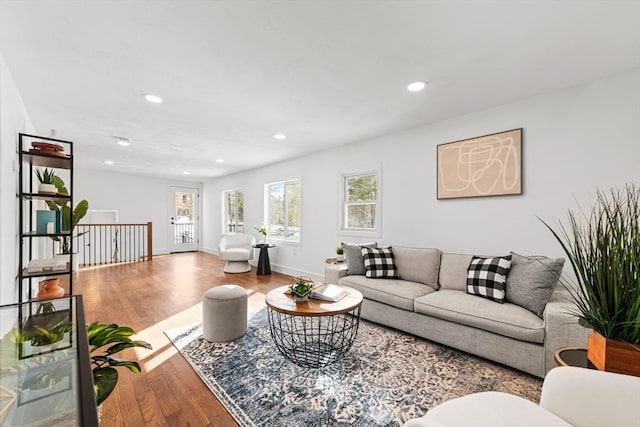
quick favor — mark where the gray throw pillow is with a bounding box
[505,252,565,317]
[341,242,377,275]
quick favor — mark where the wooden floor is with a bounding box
[77,252,290,426]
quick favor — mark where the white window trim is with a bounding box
[339,166,381,238]
[222,188,243,234]
[264,178,302,244]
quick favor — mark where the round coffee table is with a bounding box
[265,285,363,368]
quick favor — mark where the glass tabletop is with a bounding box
[0,296,97,426]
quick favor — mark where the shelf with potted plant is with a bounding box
[18,133,76,303]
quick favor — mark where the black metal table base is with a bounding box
[256,245,273,275]
[267,306,361,368]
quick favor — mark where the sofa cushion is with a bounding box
[392,246,442,290]
[506,252,565,317]
[466,255,512,303]
[342,242,377,275]
[414,290,544,343]
[338,275,435,311]
[439,253,474,291]
[362,247,399,279]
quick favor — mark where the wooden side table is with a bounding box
[554,347,596,369]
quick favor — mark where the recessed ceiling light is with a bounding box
[407,81,427,92]
[273,133,287,140]
[215,159,224,163]
[104,160,114,165]
[116,138,131,146]
[143,94,163,103]
[183,171,190,175]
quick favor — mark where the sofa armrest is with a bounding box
[543,300,589,374]
[325,264,348,284]
[540,367,640,427]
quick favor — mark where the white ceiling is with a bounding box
[1,1,639,180]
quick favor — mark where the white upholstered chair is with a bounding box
[403,366,640,427]
[218,233,255,273]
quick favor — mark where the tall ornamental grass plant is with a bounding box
[541,184,640,345]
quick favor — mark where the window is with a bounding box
[267,180,300,241]
[343,171,378,231]
[223,189,244,233]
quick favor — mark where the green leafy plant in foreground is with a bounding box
[540,184,640,345]
[88,322,152,405]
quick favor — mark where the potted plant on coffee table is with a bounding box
[540,184,640,376]
[289,277,314,303]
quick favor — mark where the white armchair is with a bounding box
[218,233,255,273]
[403,366,640,427]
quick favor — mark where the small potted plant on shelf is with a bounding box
[289,276,314,303]
[540,184,640,376]
[336,245,344,261]
[254,224,268,243]
[35,168,58,195]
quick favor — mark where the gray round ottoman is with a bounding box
[202,285,248,342]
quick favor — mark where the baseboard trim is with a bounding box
[269,263,323,282]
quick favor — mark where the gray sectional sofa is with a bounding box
[324,245,589,378]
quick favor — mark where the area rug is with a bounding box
[165,309,542,427]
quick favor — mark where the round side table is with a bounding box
[554,347,595,369]
[252,243,275,275]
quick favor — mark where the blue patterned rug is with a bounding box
[165,309,541,426]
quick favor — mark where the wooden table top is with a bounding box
[265,285,363,317]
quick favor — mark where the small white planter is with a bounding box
[38,183,57,194]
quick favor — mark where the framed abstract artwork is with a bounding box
[437,128,522,199]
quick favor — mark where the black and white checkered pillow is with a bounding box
[362,247,399,279]
[466,255,512,303]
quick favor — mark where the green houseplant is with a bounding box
[289,276,314,303]
[42,174,89,255]
[35,168,58,194]
[540,184,640,375]
[87,322,152,405]
[6,320,152,405]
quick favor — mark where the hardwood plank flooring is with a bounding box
[76,251,291,426]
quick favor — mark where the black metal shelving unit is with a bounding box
[18,133,74,303]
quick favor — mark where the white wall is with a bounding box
[203,69,640,281]
[0,53,34,306]
[74,168,201,255]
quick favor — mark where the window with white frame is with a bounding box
[267,180,301,241]
[342,171,378,231]
[223,189,244,233]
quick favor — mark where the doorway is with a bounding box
[169,186,200,252]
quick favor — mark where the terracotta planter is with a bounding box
[37,278,65,300]
[587,331,640,377]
